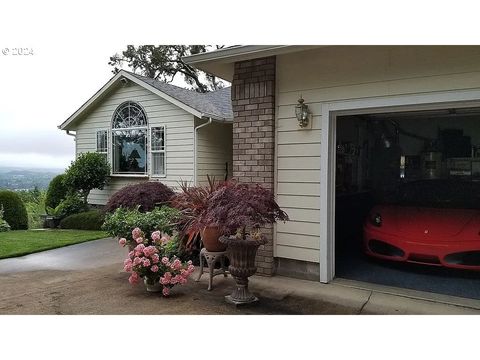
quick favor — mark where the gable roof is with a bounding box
[59,70,232,131]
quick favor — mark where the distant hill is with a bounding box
[0,166,63,191]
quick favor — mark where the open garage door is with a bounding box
[334,107,480,300]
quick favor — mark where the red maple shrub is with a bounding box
[104,181,175,213]
[200,180,289,239]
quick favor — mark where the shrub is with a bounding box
[102,206,180,247]
[201,181,289,239]
[0,190,28,230]
[104,181,175,213]
[45,174,68,209]
[0,205,11,232]
[64,152,110,204]
[46,193,88,219]
[60,210,105,230]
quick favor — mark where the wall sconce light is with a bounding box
[295,96,310,128]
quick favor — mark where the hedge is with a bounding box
[0,190,28,230]
[59,210,105,230]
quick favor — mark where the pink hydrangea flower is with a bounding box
[133,257,142,266]
[124,258,132,266]
[151,231,161,243]
[151,265,159,273]
[161,257,169,265]
[128,251,135,258]
[128,272,139,285]
[124,264,133,272]
[162,287,170,296]
[187,260,193,266]
[134,244,145,251]
[164,272,172,280]
[187,264,195,273]
[160,277,170,285]
[151,254,160,264]
[132,227,142,240]
[118,238,127,247]
[171,259,182,270]
[143,258,151,267]
[135,237,144,244]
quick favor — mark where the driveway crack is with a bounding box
[358,291,373,314]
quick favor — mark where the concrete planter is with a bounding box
[219,234,268,305]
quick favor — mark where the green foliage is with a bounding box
[64,152,110,204]
[102,206,180,241]
[109,45,225,93]
[17,189,46,229]
[0,190,28,230]
[46,193,88,219]
[0,205,11,232]
[60,210,105,230]
[45,174,68,209]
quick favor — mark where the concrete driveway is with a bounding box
[0,238,479,315]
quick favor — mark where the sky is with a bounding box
[0,43,119,170]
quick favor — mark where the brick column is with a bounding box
[231,56,276,276]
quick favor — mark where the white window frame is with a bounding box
[150,125,166,178]
[96,129,108,164]
[110,101,149,177]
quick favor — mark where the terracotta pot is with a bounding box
[201,226,226,252]
[219,234,268,305]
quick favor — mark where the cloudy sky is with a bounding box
[0,43,136,170]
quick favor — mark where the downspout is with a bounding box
[194,117,213,185]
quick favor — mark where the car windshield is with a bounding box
[391,180,480,209]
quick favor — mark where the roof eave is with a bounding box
[58,70,212,131]
[183,45,325,80]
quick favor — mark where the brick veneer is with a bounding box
[231,56,276,275]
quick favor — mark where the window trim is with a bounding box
[150,125,166,178]
[111,101,148,176]
[96,129,109,167]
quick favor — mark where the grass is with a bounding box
[0,229,108,259]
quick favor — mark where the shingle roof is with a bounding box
[128,72,233,121]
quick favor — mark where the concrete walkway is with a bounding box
[0,238,479,314]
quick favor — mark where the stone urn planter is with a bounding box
[219,234,268,305]
[201,226,226,252]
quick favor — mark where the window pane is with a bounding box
[151,127,165,151]
[112,129,147,174]
[113,101,147,128]
[152,152,165,175]
[96,130,107,153]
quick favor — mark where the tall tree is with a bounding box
[108,45,225,93]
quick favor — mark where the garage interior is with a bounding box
[335,107,480,300]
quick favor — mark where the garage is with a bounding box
[333,105,480,299]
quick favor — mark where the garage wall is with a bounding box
[275,46,480,263]
[195,119,233,185]
[74,82,195,205]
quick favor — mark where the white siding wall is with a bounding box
[74,82,194,205]
[195,119,233,185]
[275,46,480,263]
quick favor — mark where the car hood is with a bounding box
[375,206,480,241]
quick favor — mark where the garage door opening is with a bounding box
[334,107,480,299]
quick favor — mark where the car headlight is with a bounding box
[371,213,382,227]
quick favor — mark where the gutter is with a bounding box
[183,45,293,64]
[193,117,213,185]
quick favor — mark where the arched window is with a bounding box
[111,101,148,175]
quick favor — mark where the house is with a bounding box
[59,70,233,205]
[184,45,480,291]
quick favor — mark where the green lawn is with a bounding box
[0,230,108,259]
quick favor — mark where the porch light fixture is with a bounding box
[295,96,310,128]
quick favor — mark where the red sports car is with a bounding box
[364,179,480,270]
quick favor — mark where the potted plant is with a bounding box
[171,176,226,252]
[202,181,289,304]
[119,227,195,296]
